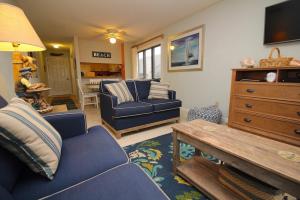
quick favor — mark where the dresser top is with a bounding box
[172,119,300,184]
[232,66,300,71]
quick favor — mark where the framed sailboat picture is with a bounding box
[168,25,205,72]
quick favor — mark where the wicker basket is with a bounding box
[259,47,293,68]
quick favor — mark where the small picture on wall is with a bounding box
[168,25,205,71]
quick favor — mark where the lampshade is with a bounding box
[0,3,45,52]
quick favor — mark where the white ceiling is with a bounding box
[16,0,220,43]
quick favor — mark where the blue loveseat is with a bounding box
[0,96,169,200]
[100,79,182,138]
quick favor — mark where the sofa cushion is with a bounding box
[113,101,153,118]
[0,146,24,191]
[135,80,151,100]
[0,98,62,180]
[135,79,160,100]
[100,80,138,101]
[149,81,169,99]
[99,80,116,93]
[12,126,128,200]
[105,81,134,104]
[142,99,182,112]
[0,186,14,200]
[0,95,8,109]
[41,163,169,200]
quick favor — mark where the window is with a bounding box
[138,52,144,78]
[137,45,161,79]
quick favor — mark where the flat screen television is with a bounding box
[264,0,300,44]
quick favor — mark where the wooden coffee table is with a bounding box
[172,119,300,200]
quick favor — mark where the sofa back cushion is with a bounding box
[100,80,118,93]
[0,145,24,192]
[100,80,138,101]
[0,95,8,109]
[135,79,160,101]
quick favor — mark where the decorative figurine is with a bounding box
[16,67,52,113]
[21,55,38,71]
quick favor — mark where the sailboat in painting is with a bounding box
[185,37,195,65]
[171,32,199,67]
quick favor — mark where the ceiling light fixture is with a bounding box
[106,29,121,44]
[109,37,117,44]
[53,44,60,49]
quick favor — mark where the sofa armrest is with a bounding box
[100,93,118,107]
[100,93,118,124]
[168,90,176,100]
[43,110,87,139]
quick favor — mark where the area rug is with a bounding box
[51,98,78,110]
[124,133,220,200]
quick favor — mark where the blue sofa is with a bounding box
[100,79,182,138]
[0,96,169,200]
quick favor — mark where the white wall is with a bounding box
[139,0,300,120]
[78,38,122,64]
[77,38,133,79]
[124,42,133,79]
[0,52,15,100]
[0,0,18,100]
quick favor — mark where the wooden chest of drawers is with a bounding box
[228,67,300,146]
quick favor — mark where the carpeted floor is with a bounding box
[51,98,78,110]
[124,133,220,200]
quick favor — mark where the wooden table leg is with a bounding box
[172,131,180,174]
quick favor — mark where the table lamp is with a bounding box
[0,3,45,52]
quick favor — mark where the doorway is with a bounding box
[46,52,72,96]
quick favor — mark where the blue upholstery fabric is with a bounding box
[0,146,24,192]
[99,80,181,132]
[12,126,128,200]
[135,80,152,100]
[43,110,87,139]
[113,101,153,118]
[0,95,8,108]
[100,93,118,125]
[113,109,180,130]
[142,99,182,112]
[100,80,138,101]
[124,80,138,101]
[0,186,14,200]
[42,163,169,200]
[135,79,160,100]
[99,80,117,93]
[168,90,176,100]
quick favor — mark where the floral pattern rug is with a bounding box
[124,133,219,200]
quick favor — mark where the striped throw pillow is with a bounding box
[148,81,169,99]
[0,98,62,180]
[105,81,134,104]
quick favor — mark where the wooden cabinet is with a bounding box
[228,67,300,146]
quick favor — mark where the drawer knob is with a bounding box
[244,118,252,123]
[246,89,255,93]
[297,112,300,116]
[295,129,300,135]
[245,103,253,108]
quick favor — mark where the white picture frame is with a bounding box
[168,25,205,72]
